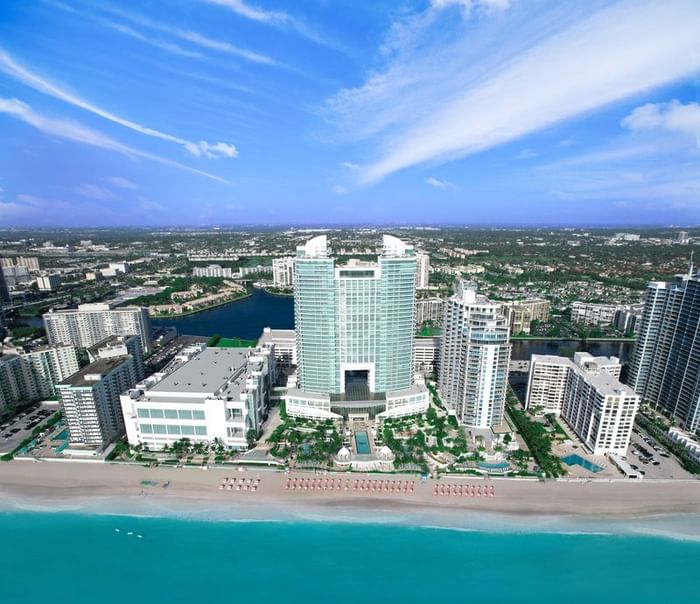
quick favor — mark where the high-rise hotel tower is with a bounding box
[627,270,700,432]
[286,235,428,420]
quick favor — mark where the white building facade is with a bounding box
[438,281,511,428]
[44,303,152,353]
[121,344,275,451]
[272,256,295,288]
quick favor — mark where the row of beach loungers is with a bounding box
[434,484,495,497]
[219,476,260,492]
[285,477,416,494]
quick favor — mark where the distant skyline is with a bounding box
[0,0,699,227]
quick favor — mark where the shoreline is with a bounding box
[1,461,699,535]
[149,291,253,319]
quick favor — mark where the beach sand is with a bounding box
[1,461,699,524]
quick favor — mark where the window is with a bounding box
[181,425,195,436]
[178,409,192,420]
[150,409,164,419]
[192,410,205,420]
[137,409,150,418]
[164,409,178,419]
[167,424,180,435]
[153,424,167,434]
[140,423,152,434]
[194,425,207,436]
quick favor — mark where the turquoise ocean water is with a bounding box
[3,512,699,604]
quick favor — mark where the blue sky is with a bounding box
[0,0,699,227]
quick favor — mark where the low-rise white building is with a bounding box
[667,427,700,463]
[37,273,62,291]
[121,344,275,451]
[193,264,234,278]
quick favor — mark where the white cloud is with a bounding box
[340,161,360,170]
[331,185,348,195]
[75,183,117,201]
[202,0,337,50]
[327,0,700,184]
[86,3,275,65]
[431,0,511,17]
[622,100,700,140]
[0,97,228,183]
[104,21,204,59]
[105,176,139,190]
[515,148,537,159]
[0,48,238,159]
[426,176,455,190]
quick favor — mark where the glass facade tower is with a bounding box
[294,235,417,398]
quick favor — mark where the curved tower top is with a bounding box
[297,234,329,259]
[382,234,414,258]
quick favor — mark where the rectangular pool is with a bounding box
[354,431,371,454]
[561,454,603,473]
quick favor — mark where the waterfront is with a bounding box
[2,511,699,604]
[152,289,634,360]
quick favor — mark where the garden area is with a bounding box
[266,416,341,467]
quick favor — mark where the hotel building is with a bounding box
[121,343,275,450]
[286,235,429,421]
[415,252,430,289]
[501,298,550,334]
[44,302,152,353]
[438,281,511,428]
[627,271,700,432]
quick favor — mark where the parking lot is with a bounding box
[625,428,693,479]
[0,404,58,455]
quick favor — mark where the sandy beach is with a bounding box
[1,460,699,524]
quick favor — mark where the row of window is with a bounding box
[139,423,207,436]
[137,408,205,420]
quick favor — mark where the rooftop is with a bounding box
[58,356,131,387]
[147,347,252,396]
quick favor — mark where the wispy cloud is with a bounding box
[0,48,238,159]
[202,0,340,51]
[425,176,455,190]
[105,176,139,190]
[327,0,700,184]
[340,161,360,170]
[74,183,118,201]
[0,97,228,183]
[515,148,537,159]
[331,185,348,195]
[90,3,276,65]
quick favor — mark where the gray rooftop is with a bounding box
[58,356,130,387]
[148,347,252,396]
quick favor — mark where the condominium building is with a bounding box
[272,256,295,288]
[416,252,430,289]
[527,352,637,455]
[0,256,40,272]
[44,303,152,353]
[258,327,296,368]
[613,306,643,334]
[0,345,80,414]
[37,273,62,291]
[570,301,619,326]
[415,297,444,327]
[87,335,146,382]
[192,264,234,278]
[101,262,129,277]
[57,340,142,448]
[438,280,511,428]
[501,298,550,334]
[0,264,9,304]
[627,272,700,432]
[121,343,275,450]
[286,234,429,420]
[526,352,621,415]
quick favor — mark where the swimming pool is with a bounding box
[561,454,603,473]
[354,431,371,454]
[53,430,68,441]
[478,462,510,470]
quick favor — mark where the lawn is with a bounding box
[216,337,257,348]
